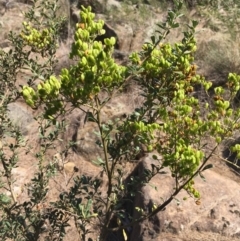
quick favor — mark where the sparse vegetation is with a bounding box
[1,0,240,241]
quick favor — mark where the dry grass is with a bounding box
[195,32,240,82]
[192,3,240,83]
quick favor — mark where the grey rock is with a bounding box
[130,155,240,241]
[7,102,34,135]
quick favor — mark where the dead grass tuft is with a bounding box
[195,29,240,83]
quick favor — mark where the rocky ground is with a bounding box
[1,0,240,240]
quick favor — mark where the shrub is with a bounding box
[1,0,240,240]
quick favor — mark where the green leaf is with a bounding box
[175,0,183,10]
[199,172,206,182]
[168,11,175,20]
[201,164,213,172]
[172,23,179,28]
[79,204,85,218]
[174,197,180,205]
[84,111,96,123]
[156,23,167,30]
[92,157,104,166]
[177,13,184,18]
[151,35,156,44]
[86,199,92,212]
[183,50,192,55]
[0,194,11,205]
[152,154,158,160]
[192,20,198,28]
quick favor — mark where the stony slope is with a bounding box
[1,0,240,241]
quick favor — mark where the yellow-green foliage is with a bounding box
[19,3,240,240]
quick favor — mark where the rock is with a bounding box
[130,155,240,241]
[64,110,103,162]
[53,153,75,173]
[10,166,32,201]
[63,162,77,174]
[113,23,134,52]
[52,152,105,187]
[0,0,7,13]
[7,102,35,135]
[70,7,80,24]
[76,0,104,13]
[96,22,121,49]
[113,49,128,60]
[100,0,121,9]
[0,40,10,48]
[64,95,134,163]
